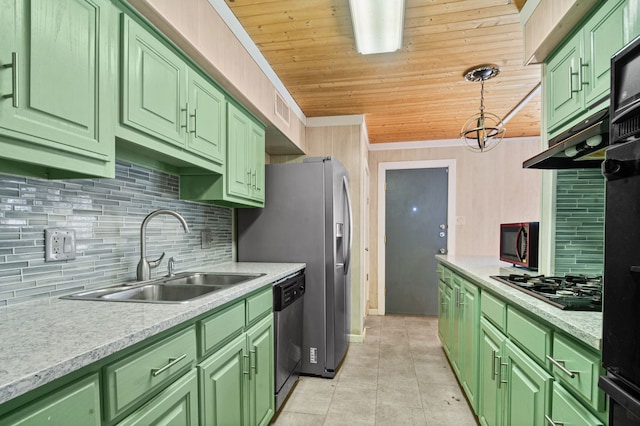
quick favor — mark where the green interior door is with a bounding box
[385,167,448,315]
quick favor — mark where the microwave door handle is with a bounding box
[515,228,525,261]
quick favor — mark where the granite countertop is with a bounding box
[0,262,305,406]
[436,255,603,351]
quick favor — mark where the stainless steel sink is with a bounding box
[61,272,265,303]
[162,272,265,286]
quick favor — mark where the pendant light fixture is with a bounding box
[460,64,506,152]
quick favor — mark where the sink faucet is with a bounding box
[137,210,189,281]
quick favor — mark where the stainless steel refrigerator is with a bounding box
[237,157,352,378]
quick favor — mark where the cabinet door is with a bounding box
[0,0,114,177]
[121,15,186,148]
[503,340,553,426]
[460,280,480,411]
[438,280,452,355]
[624,0,640,44]
[449,275,463,376]
[583,0,626,106]
[546,35,584,132]
[187,71,226,165]
[0,374,100,426]
[249,123,265,202]
[199,334,248,426]
[247,315,275,426]
[548,383,604,426]
[479,319,506,426]
[116,370,199,426]
[227,102,251,198]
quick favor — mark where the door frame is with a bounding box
[377,159,457,315]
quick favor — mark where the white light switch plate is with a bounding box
[45,228,76,262]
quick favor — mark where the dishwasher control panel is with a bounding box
[273,272,305,311]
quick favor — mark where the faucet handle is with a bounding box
[167,257,177,277]
[148,252,166,270]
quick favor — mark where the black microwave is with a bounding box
[610,35,640,144]
[499,222,539,269]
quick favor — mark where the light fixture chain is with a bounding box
[479,79,485,113]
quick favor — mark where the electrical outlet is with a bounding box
[201,229,215,249]
[45,228,76,262]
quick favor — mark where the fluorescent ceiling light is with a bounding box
[349,0,405,55]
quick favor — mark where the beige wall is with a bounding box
[271,122,369,340]
[368,139,542,311]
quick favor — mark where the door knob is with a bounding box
[439,248,447,254]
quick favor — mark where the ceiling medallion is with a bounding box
[460,64,506,153]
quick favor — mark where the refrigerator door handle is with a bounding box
[343,176,353,274]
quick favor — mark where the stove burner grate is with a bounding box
[490,274,602,311]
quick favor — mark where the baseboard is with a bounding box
[349,328,366,343]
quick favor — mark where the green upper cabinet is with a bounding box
[227,102,265,204]
[187,72,226,165]
[0,0,115,179]
[546,0,634,135]
[180,102,265,208]
[118,14,225,175]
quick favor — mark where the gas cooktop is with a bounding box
[490,274,602,311]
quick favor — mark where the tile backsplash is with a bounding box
[0,162,232,306]
[554,169,605,276]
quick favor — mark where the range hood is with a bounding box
[523,108,609,169]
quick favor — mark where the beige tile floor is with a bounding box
[271,315,478,426]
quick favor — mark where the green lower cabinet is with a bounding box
[460,279,480,411]
[548,383,604,426]
[199,334,248,426]
[0,374,100,426]
[502,340,553,426]
[116,370,199,426]
[437,279,452,356]
[479,318,507,426]
[247,315,275,426]
[199,314,275,426]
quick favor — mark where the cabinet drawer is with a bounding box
[199,300,246,357]
[506,307,551,365]
[550,382,604,426]
[0,374,100,426]
[246,287,272,325]
[481,291,507,332]
[551,333,605,411]
[116,369,199,426]
[438,264,452,286]
[104,326,197,421]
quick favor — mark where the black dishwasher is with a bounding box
[273,271,305,411]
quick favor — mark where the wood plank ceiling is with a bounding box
[225,0,541,144]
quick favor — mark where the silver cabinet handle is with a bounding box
[151,353,187,377]
[570,66,580,94]
[544,414,564,426]
[181,103,189,131]
[496,356,508,389]
[491,350,497,381]
[579,57,588,88]
[2,52,18,108]
[247,170,251,187]
[252,171,256,189]
[243,354,250,376]
[546,355,577,378]
[190,108,197,134]
[250,348,258,374]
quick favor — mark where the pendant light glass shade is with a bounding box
[460,65,506,152]
[349,0,405,55]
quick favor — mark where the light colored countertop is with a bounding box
[0,262,305,406]
[437,255,602,351]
